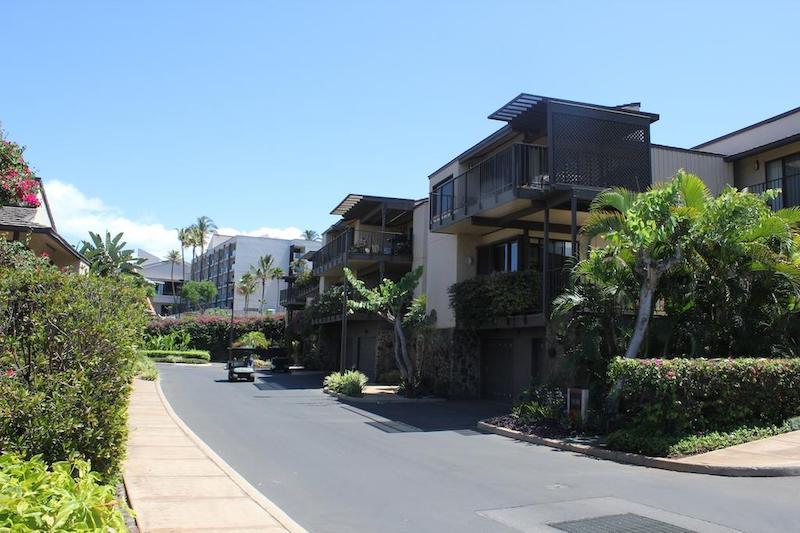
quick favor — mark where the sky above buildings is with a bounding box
[2,1,799,257]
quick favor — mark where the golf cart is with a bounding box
[227,347,256,382]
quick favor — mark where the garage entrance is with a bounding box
[481,338,514,402]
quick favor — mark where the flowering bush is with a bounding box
[0,137,40,207]
[609,357,800,434]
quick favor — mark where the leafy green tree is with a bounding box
[252,254,274,313]
[194,216,217,257]
[79,231,145,277]
[270,266,285,311]
[344,266,426,392]
[581,171,705,358]
[166,249,181,314]
[181,280,217,314]
[237,272,257,313]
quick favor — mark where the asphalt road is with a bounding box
[158,364,800,533]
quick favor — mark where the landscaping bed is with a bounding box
[484,414,573,440]
[138,349,211,364]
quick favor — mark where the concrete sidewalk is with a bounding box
[124,379,305,532]
[675,429,800,470]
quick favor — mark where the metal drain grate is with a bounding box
[549,513,696,533]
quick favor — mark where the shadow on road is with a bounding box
[253,371,324,391]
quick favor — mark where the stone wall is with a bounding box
[415,328,481,398]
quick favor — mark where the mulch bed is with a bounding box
[485,414,573,440]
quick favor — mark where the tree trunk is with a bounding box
[391,319,410,384]
[394,318,416,391]
[171,262,177,315]
[260,281,266,314]
[625,270,657,359]
[179,248,185,317]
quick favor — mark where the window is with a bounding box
[433,177,455,219]
[766,152,800,208]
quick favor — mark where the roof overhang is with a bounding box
[488,93,660,125]
[330,194,416,222]
[0,224,89,265]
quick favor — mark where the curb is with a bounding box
[323,387,445,404]
[152,379,307,532]
[477,421,800,477]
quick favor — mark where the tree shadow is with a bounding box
[253,371,324,391]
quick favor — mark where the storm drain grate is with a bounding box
[549,513,696,533]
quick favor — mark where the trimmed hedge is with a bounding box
[0,240,147,480]
[609,357,800,434]
[146,315,284,358]
[138,349,211,361]
[449,270,540,328]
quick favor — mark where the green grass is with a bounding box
[137,349,211,361]
[606,423,791,457]
[134,353,159,380]
[147,355,209,364]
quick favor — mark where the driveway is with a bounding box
[158,364,800,533]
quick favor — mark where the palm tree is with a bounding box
[252,254,274,313]
[237,272,258,315]
[166,249,181,314]
[270,266,285,312]
[195,216,217,258]
[79,231,145,277]
[177,227,193,315]
[302,229,320,241]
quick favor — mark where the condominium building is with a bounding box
[138,249,187,316]
[190,234,321,314]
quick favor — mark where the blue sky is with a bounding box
[3,1,799,256]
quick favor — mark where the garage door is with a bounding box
[481,338,514,402]
[356,336,377,382]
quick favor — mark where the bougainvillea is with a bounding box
[0,136,40,207]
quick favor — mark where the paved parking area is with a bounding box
[158,364,800,533]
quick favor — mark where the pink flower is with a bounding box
[654,358,663,366]
[22,193,40,207]
[666,370,676,380]
[4,369,15,378]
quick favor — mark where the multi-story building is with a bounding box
[0,178,88,272]
[138,249,187,316]
[190,234,321,314]
[306,194,417,380]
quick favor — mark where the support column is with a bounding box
[340,274,348,371]
[380,202,387,280]
[571,192,578,258]
[542,203,550,315]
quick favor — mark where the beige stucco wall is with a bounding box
[650,146,733,196]
[696,110,800,156]
[733,140,800,189]
[412,201,429,296]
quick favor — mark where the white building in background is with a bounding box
[189,234,321,315]
[138,249,188,316]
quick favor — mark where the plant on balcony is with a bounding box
[0,135,41,208]
[344,266,427,392]
[293,270,316,290]
[449,270,540,328]
[307,285,345,319]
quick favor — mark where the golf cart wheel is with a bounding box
[228,372,235,382]
[248,375,255,382]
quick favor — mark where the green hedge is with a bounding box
[138,349,211,361]
[609,357,800,434]
[449,270,540,328]
[0,240,147,480]
[146,315,284,358]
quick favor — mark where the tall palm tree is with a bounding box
[252,254,274,314]
[237,272,258,315]
[177,227,193,314]
[302,229,320,241]
[195,216,217,258]
[166,249,181,314]
[270,266,285,312]
[79,231,145,277]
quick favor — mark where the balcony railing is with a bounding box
[279,280,319,307]
[312,229,412,275]
[430,143,548,227]
[748,175,800,210]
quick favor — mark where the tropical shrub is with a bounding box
[512,385,567,426]
[0,453,127,531]
[324,370,368,397]
[609,357,800,434]
[138,349,211,362]
[181,280,218,313]
[144,330,192,351]
[0,134,40,207]
[449,270,540,328]
[235,331,271,350]
[145,315,284,358]
[0,239,147,479]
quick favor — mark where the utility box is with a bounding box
[567,388,589,425]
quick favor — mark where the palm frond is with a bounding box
[590,187,636,213]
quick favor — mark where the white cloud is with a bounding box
[215,226,305,240]
[46,180,180,259]
[45,180,308,259]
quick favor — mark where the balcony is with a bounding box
[279,280,319,308]
[430,143,548,231]
[311,229,412,276]
[749,175,800,210]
